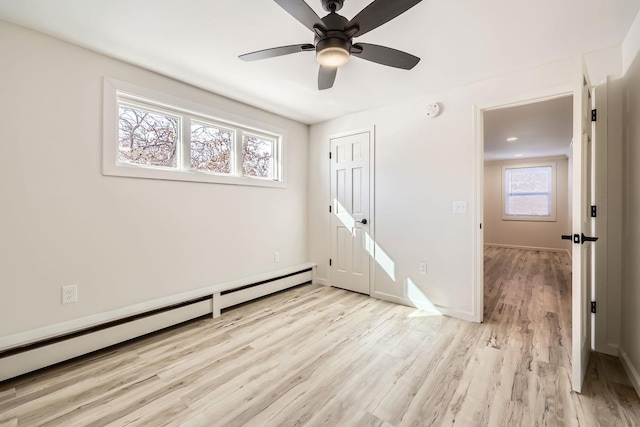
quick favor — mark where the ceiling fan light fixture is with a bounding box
[317,46,350,67]
[239,0,424,89]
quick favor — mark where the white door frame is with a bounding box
[328,127,376,294]
[472,84,573,323]
[591,80,611,356]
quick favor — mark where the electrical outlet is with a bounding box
[453,201,467,214]
[274,252,280,263]
[62,285,78,304]
[420,263,427,275]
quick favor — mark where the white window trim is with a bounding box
[501,162,557,222]
[103,78,286,188]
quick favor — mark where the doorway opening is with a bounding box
[475,73,607,393]
[478,94,576,386]
[482,95,574,256]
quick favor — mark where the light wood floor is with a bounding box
[1,247,639,426]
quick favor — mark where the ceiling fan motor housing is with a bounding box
[321,0,344,12]
[315,12,353,54]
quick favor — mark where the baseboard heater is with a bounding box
[0,266,313,383]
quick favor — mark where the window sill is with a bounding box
[501,216,557,222]
[104,163,286,188]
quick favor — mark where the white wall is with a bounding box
[309,59,577,320]
[484,157,570,251]
[623,10,640,75]
[620,12,640,393]
[0,21,309,339]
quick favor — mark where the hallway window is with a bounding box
[503,164,556,221]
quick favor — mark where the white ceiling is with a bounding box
[0,0,638,124]
[483,96,573,161]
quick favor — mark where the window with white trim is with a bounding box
[502,164,556,221]
[103,79,285,187]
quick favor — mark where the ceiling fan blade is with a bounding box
[318,65,337,90]
[239,44,315,61]
[352,43,420,69]
[274,0,325,32]
[348,0,422,37]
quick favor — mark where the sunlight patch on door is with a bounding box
[334,199,396,282]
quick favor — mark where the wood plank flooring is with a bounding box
[1,246,639,426]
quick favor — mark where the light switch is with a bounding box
[453,201,467,214]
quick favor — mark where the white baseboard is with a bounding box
[484,243,568,252]
[0,262,315,352]
[219,270,312,308]
[0,300,211,382]
[313,278,328,286]
[371,291,474,322]
[0,263,315,382]
[619,346,640,398]
[602,343,620,357]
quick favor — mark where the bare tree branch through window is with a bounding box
[242,135,274,178]
[191,122,232,174]
[112,92,282,186]
[118,105,178,168]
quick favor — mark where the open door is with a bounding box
[569,58,599,393]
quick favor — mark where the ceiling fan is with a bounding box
[239,0,423,90]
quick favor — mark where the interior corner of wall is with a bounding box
[622,9,640,75]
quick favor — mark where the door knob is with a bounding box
[561,234,580,244]
[581,233,598,244]
[561,233,598,244]
[356,219,368,225]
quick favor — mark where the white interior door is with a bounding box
[571,60,598,393]
[330,131,371,295]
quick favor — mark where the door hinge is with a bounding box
[591,109,597,122]
[329,205,332,213]
[591,301,597,314]
[591,205,597,218]
[329,152,332,159]
[329,258,332,266]
[480,223,482,230]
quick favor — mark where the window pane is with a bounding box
[190,122,233,174]
[506,167,551,194]
[505,166,552,217]
[118,105,178,168]
[242,134,274,179]
[506,195,550,216]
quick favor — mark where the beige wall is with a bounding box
[0,21,309,339]
[484,157,571,251]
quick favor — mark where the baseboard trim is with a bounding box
[313,278,329,286]
[371,291,474,322]
[485,243,568,253]
[602,343,620,357]
[619,346,640,398]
